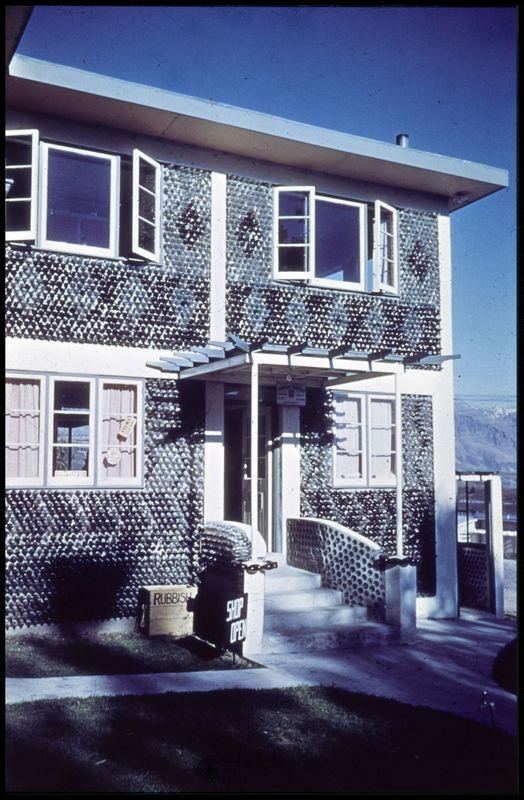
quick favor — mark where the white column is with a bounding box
[250,359,259,548]
[486,475,505,618]
[204,381,224,522]
[280,405,301,561]
[210,172,227,341]
[395,372,404,555]
[423,214,458,618]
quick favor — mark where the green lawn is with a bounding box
[6,686,517,794]
[5,631,258,677]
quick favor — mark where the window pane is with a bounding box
[370,398,393,427]
[336,452,363,481]
[334,395,363,482]
[46,149,112,248]
[139,160,157,194]
[101,384,138,480]
[6,132,36,239]
[53,416,90,444]
[54,381,90,412]
[315,200,361,283]
[53,446,89,474]
[370,454,395,480]
[138,219,155,253]
[279,219,308,244]
[279,191,309,216]
[370,399,395,481]
[139,186,156,222]
[278,246,308,273]
[5,200,32,233]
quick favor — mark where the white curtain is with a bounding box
[370,399,395,478]
[335,396,362,481]
[5,379,41,478]
[100,383,137,479]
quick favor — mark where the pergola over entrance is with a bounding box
[147,333,459,554]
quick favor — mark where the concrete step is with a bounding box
[261,620,395,654]
[264,604,368,632]
[261,558,392,654]
[265,586,343,612]
[264,564,322,593]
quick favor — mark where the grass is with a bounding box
[6,685,517,793]
[5,631,259,677]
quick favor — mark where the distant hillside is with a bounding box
[454,398,517,479]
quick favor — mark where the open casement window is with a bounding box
[274,186,368,291]
[39,142,119,257]
[372,200,398,294]
[5,374,45,487]
[333,392,396,488]
[98,380,142,486]
[132,149,161,262]
[48,377,95,487]
[274,186,314,280]
[5,129,39,241]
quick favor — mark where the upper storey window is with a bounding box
[6,130,162,262]
[274,186,397,294]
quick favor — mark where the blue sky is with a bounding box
[15,5,517,400]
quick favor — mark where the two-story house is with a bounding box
[5,53,508,644]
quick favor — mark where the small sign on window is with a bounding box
[118,415,137,440]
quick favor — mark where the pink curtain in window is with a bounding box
[5,379,40,478]
[101,384,137,479]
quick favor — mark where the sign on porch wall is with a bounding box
[276,382,306,406]
[137,584,197,637]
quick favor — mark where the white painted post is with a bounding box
[385,564,417,644]
[279,405,301,562]
[486,475,504,618]
[242,569,265,655]
[210,172,227,341]
[203,382,224,523]
[395,372,404,556]
[250,358,259,551]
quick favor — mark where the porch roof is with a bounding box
[146,333,459,388]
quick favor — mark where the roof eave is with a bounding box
[6,54,508,210]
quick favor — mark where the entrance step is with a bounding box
[261,619,394,654]
[261,558,393,654]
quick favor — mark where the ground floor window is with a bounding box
[5,373,143,488]
[332,391,396,488]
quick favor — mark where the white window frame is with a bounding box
[5,129,40,242]
[372,200,398,294]
[5,372,45,488]
[38,142,120,258]
[332,391,397,488]
[47,376,96,487]
[273,185,314,281]
[310,195,366,292]
[332,392,366,488]
[97,379,143,487]
[132,148,162,262]
[274,186,398,294]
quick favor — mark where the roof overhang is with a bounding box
[146,334,459,388]
[6,54,508,211]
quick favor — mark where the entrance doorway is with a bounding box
[224,390,275,550]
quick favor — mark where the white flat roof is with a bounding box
[6,54,508,210]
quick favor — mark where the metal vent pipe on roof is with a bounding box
[396,133,409,148]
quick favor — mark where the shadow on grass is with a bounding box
[6,686,518,794]
[5,632,257,678]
